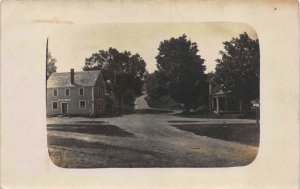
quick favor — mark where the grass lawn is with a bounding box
[48,136,165,168]
[171,123,259,146]
[144,96,182,110]
[47,124,134,137]
[168,120,201,123]
[133,109,173,114]
[175,111,258,120]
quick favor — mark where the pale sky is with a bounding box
[47,22,257,74]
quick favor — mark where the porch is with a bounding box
[209,94,242,114]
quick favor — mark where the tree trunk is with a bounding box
[185,105,191,114]
[118,95,122,113]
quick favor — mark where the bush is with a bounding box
[105,95,118,115]
[122,89,135,106]
[145,95,182,110]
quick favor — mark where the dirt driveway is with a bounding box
[47,95,258,168]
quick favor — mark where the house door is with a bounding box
[61,103,68,114]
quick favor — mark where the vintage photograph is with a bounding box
[46,22,260,168]
[2,0,299,188]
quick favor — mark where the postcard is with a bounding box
[1,0,299,188]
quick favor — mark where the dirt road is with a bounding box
[134,94,151,109]
[47,95,258,168]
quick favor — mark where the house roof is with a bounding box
[212,91,226,96]
[211,90,234,97]
[47,70,102,88]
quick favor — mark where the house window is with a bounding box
[79,100,86,109]
[52,101,58,110]
[79,88,84,96]
[53,89,58,96]
[65,88,70,96]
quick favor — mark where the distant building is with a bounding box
[47,69,106,117]
[208,76,242,114]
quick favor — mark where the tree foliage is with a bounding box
[46,51,57,80]
[215,32,260,110]
[154,34,207,112]
[83,48,147,111]
[145,71,168,100]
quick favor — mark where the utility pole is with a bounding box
[46,38,48,81]
[46,38,48,101]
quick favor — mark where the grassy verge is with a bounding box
[175,112,242,119]
[168,120,201,123]
[47,136,165,168]
[175,110,258,120]
[47,124,134,137]
[171,123,259,146]
[133,109,173,114]
[145,96,182,110]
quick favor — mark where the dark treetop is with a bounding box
[155,34,207,113]
[215,32,260,111]
[83,48,147,111]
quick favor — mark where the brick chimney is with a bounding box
[70,68,74,84]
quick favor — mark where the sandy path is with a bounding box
[47,93,258,167]
[134,94,150,110]
[47,112,257,167]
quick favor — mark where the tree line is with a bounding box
[47,32,259,114]
[145,32,259,113]
[83,48,147,113]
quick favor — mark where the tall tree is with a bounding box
[83,48,147,111]
[46,51,57,80]
[155,34,207,113]
[215,32,260,111]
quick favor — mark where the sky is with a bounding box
[47,22,257,74]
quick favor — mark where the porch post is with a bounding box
[209,97,212,111]
[239,99,242,112]
[216,97,219,113]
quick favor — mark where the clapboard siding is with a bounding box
[47,70,106,117]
